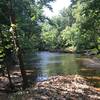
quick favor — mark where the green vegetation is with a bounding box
[0,0,55,89]
[0,0,100,92]
[41,0,100,53]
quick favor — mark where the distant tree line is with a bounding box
[41,0,100,53]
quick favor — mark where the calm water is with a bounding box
[1,51,99,100]
[24,51,100,87]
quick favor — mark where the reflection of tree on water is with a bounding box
[23,51,39,85]
[34,52,80,79]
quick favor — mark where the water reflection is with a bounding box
[25,51,80,81]
[24,51,100,87]
[77,57,100,87]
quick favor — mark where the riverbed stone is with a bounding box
[8,75,100,100]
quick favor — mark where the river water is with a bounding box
[1,51,100,100]
[24,51,100,87]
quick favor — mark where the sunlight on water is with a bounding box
[24,51,100,87]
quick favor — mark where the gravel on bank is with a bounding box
[9,75,100,100]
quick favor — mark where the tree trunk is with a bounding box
[0,26,13,88]
[9,0,28,89]
[5,50,13,89]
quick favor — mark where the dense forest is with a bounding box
[41,0,100,53]
[0,0,100,99]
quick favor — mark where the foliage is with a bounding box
[41,0,100,52]
[41,22,57,50]
[72,0,100,51]
[0,0,55,88]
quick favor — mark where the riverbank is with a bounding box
[7,75,100,100]
[45,47,100,55]
[49,47,76,53]
[0,52,100,100]
[78,57,100,69]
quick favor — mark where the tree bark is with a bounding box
[0,26,13,88]
[9,0,28,89]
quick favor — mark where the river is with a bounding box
[0,51,100,100]
[24,51,100,87]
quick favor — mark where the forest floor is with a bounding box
[1,75,99,100]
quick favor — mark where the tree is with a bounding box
[0,0,55,89]
[71,0,100,52]
[41,22,58,50]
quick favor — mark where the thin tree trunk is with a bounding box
[9,0,28,89]
[5,55,13,89]
[0,27,13,88]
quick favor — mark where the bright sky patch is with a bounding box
[43,0,71,18]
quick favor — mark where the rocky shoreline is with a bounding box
[78,57,100,69]
[8,75,100,100]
